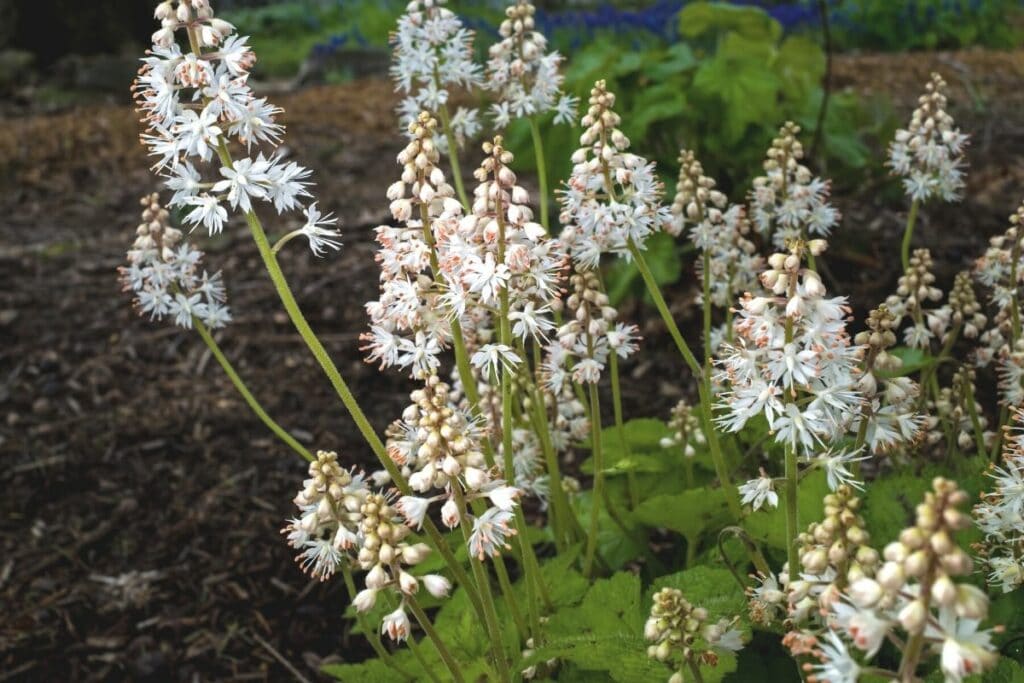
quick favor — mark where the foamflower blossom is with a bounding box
[749,122,840,251]
[120,192,231,330]
[888,72,968,202]
[389,0,482,148]
[974,408,1024,593]
[715,240,863,467]
[134,0,340,256]
[738,470,778,511]
[484,1,578,126]
[558,80,673,267]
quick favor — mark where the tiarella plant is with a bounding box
[124,2,1022,681]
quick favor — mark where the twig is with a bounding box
[251,631,314,683]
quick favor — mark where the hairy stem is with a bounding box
[900,198,921,273]
[628,240,743,520]
[406,594,466,683]
[193,317,313,462]
[438,103,471,211]
[528,116,550,232]
[583,381,604,578]
[784,443,799,583]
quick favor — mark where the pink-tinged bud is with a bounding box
[441,498,461,528]
[904,550,930,577]
[154,1,174,19]
[401,542,431,565]
[898,598,926,632]
[804,272,825,297]
[876,561,905,591]
[423,574,451,599]
[365,564,387,590]
[378,543,395,565]
[768,253,787,270]
[884,541,908,563]
[386,181,405,200]
[644,617,660,641]
[808,239,828,256]
[954,584,989,619]
[784,254,800,271]
[398,571,419,595]
[849,577,883,607]
[418,183,436,203]
[390,198,412,222]
[931,574,957,606]
[152,27,176,47]
[209,18,234,36]
[176,2,191,23]
[353,588,377,612]
[464,467,488,490]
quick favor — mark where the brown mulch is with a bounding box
[1,48,1023,681]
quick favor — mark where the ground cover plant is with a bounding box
[117,0,1024,680]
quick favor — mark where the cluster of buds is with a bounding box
[715,241,864,474]
[282,452,451,642]
[884,248,948,349]
[558,80,672,267]
[152,0,233,49]
[974,409,1024,593]
[788,486,879,624]
[119,193,231,330]
[390,0,482,147]
[850,305,923,454]
[645,587,744,682]
[974,203,1024,404]
[282,451,370,581]
[672,150,763,335]
[888,72,968,202]
[136,0,341,255]
[485,0,577,127]
[808,478,998,682]
[659,400,705,458]
[549,269,638,385]
[924,366,992,454]
[384,376,523,561]
[945,271,987,340]
[364,113,465,378]
[749,122,840,251]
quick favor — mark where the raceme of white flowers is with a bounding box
[749,122,841,251]
[135,0,341,256]
[783,479,999,683]
[888,72,969,203]
[126,3,1021,679]
[485,0,578,127]
[558,80,673,267]
[120,192,231,330]
[390,0,483,148]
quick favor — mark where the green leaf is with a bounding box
[627,83,687,143]
[322,652,418,682]
[742,469,831,550]
[678,2,782,42]
[774,36,825,100]
[526,572,665,682]
[645,43,697,81]
[632,487,732,545]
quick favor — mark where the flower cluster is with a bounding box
[883,248,951,349]
[386,376,522,561]
[924,365,992,454]
[282,451,451,641]
[850,305,924,454]
[645,587,744,682]
[974,409,1024,593]
[974,203,1024,404]
[659,400,705,458]
[672,149,763,346]
[791,478,998,683]
[485,0,577,127]
[788,486,879,624]
[888,72,969,202]
[120,192,231,329]
[135,0,340,255]
[749,122,840,251]
[390,0,482,147]
[715,241,863,473]
[558,80,672,267]
[549,269,639,385]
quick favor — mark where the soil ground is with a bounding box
[1,48,1023,681]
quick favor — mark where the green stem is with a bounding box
[214,141,485,628]
[406,594,466,683]
[452,486,512,683]
[583,381,604,578]
[702,249,713,365]
[784,443,799,583]
[438,103,471,211]
[900,198,920,273]
[687,658,706,683]
[608,347,637,509]
[192,317,313,462]
[340,564,413,679]
[963,375,988,456]
[528,117,550,232]
[628,240,743,520]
